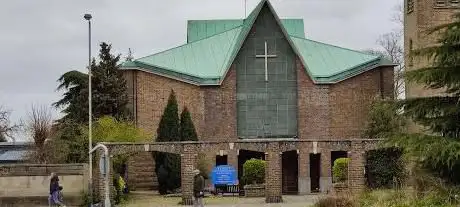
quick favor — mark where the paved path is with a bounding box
[121,191,322,207]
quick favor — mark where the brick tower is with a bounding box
[404,0,459,98]
[404,0,459,132]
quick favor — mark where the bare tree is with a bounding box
[22,104,56,163]
[24,104,53,148]
[0,105,20,142]
[366,4,405,98]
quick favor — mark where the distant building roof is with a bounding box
[0,150,29,161]
[0,142,33,162]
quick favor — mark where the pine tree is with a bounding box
[154,90,181,194]
[91,42,130,120]
[179,107,198,141]
[395,13,460,183]
[54,42,130,124]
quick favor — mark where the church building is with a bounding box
[120,0,395,195]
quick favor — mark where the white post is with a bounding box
[83,13,94,205]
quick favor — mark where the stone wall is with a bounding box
[0,163,88,206]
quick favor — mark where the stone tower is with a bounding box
[404,0,459,99]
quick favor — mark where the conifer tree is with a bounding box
[179,107,198,141]
[394,13,460,183]
[54,42,129,123]
[154,90,181,194]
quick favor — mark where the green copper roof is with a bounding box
[136,26,243,79]
[187,20,243,43]
[187,19,304,43]
[120,0,394,85]
[290,36,382,81]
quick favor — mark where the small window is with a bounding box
[451,0,459,7]
[407,0,414,14]
[409,39,414,66]
[435,0,447,7]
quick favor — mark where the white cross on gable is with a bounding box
[256,41,277,82]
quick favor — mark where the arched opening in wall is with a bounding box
[126,152,157,192]
[331,151,348,184]
[282,150,298,194]
[238,150,265,184]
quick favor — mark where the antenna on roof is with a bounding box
[126,48,134,61]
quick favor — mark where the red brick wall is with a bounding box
[296,58,394,140]
[296,59,331,140]
[329,67,393,139]
[129,71,205,139]
[126,61,393,141]
[202,66,238,141]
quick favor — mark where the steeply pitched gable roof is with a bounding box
[120,0,395,85]
[187,18,305,43]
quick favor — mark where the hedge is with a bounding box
[242,158,266,185]
[333,158,350,183]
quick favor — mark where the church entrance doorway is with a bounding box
[282,150,298,194]
[310,153,321,192]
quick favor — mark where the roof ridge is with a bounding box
[136,26,243,61]
[316,58,381,78]
[289,35,380,58]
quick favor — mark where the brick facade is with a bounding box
[404,0,459,132]
[125,70,205,138]
[127,60,394,142]
[296,59,394,141]
[202,66,238,142]
[404,0,459,99]
[97,140,381,204]
[123,57,394,197]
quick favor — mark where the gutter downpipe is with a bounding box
[89,144,111,207]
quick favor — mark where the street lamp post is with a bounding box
[84,13,93,204]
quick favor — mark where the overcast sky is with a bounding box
[0,0,401,141]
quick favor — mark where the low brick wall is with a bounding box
[244,184,265,197]
[332,182,350,197]
[0,163,88,206]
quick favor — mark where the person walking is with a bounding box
[48,173,66,207]
[193,169,205,207]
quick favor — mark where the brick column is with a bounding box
[228,149,238,174]
[298,149,310,195]
[181,144,197,205]
[320,150,332,193]
[265,143,282,203]
[349,141,366,193]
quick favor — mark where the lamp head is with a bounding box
[84,14,92,21]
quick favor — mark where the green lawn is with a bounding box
[120,193,319,207]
